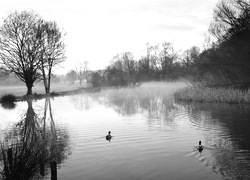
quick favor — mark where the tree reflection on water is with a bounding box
[176,102,250,180]
[70,94,92,111]
[0,98,69,180]
[70,89,250,179]
[70,87,176,124]
[101,89,176,125]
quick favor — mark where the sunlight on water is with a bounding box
[0,82,250,180]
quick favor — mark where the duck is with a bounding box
[106,131,112,141]
[197,140,204,152]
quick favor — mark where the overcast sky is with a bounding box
[0,0,218,74]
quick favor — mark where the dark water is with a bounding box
[0,83,250,180]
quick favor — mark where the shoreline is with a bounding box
[14,87,101,102]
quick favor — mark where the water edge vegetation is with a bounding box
[174,86,250,104]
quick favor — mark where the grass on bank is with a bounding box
[0,83,80,97]
[174,86,250,104]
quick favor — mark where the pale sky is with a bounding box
[0,0,218,74]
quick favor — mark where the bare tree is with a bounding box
[0,11,43,95]
[39,21,66,93]
[158,42,178,78]
[66,70,77,84]
[181,46,200,68]
[209,0,250,43]
[75,62,84,86]
[0,11,65,95]
[83,61,89,84]
[122,52,138,84]
[75,61,89,86]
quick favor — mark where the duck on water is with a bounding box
[197,140,204,152]
[106,131,112,141]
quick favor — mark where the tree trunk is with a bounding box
[43,67,52,94]
[50,161,57,180]
[44,79,49,94]
[42,68,49,94]
[47,68,51,93]
[26,82,33,95]
[46,87,49,94]
[44,78,48,93]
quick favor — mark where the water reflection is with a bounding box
[180,102,250,150]
[0,98,69,180]
[71,88,176,124]
[1,85,247,179]
[70,94,92,111]
[68,87,250,179]
[177,102,250,179]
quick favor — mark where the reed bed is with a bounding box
[174,86,250,104]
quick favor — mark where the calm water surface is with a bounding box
[0,83,250,180]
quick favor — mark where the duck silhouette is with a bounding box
[197,140,204,152]
[106,131,112,141]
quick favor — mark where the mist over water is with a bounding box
[0,82,250,180]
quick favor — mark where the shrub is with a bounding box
[0,94,16,104]
[0,94,17,109]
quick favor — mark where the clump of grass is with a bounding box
[174,86,250,104]
[0,94,17,109]
[0,94,17,103]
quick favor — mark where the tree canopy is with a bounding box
[0,10,65,95]
[190,0,250,88]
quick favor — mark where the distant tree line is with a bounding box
[87,42,200,87]
[88,0,250,90]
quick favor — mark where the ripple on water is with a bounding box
[1,91,250,180]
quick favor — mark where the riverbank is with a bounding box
[18,87,101,102]
[174,86,250,104]
[16,87,96,102]
[0,81,187,103]
[0,84,100,103]
[0,84,80,97]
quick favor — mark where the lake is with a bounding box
[0,82,250,180]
